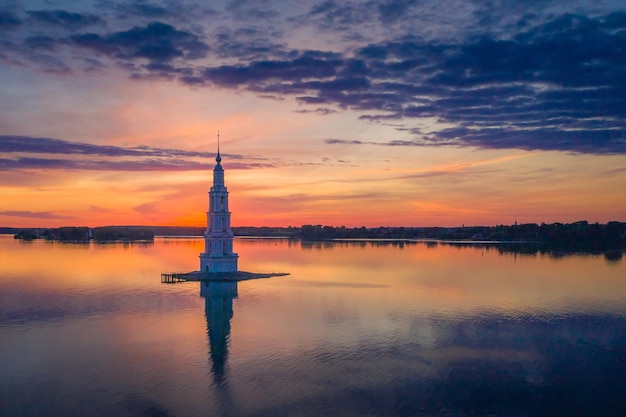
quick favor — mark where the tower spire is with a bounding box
[216,130,222,164]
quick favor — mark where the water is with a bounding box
[0,235,625,416]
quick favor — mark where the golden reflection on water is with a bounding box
[2,235,624,314]
[237,238,625,313]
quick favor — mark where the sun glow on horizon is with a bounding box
[2,146,625,228]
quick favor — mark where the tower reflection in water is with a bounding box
[200,280,238,384]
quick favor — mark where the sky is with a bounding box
[1,0,625,228]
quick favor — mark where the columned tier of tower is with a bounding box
[213,170,225,187]
[204,236,235,256]
[209,190,229,212]
[213,161,224,186]
[200,252,238,273]
[206,212,233,236]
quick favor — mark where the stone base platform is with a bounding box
[161,270,288,283]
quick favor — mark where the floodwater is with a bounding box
[0,235,625,416]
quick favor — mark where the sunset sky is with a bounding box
[1,0,625,228]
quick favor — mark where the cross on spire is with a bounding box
[216,130,222,164]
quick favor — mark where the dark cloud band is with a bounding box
[0,210,72,219]
[0,135,216,158]
[26,10,103,28]
[0,136,271,172]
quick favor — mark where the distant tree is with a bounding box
[14,229,38,240]
[54,227,90,241]
[92,226,154,241]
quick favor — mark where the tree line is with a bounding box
[10,221,626,250]
[14,226,154,242]
[299,221,626,250]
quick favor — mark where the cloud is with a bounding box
[0,156,274,172]
[0,136,273,172]
[0,156,212,171]
[377,0,420,24]
[293,108,338,115]
[133,201,160,216]
[89,205,116,213]
[302,1,374,32]
[225,0,281,21]
[248,191,393,213]
[94,0,220,26]
[26,10,103,28]
[70,21,209,63]
[0,210,72,219]
[194,50,343,87]
[424,127,625,154]
[603,166,626,176]
[0,11,21,27]
[229,11,624,154]
[1,3,624,155]
[325,138,435,147]
[103,0,170,19]
[325,139,364,145]
[0,135,216,158]
[23,35,58,50]
[212,26,286,60]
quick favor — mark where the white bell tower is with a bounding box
[200,133,238,273]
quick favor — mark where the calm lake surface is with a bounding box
[1,234,625,417]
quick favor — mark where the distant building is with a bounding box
[199,140,238,272]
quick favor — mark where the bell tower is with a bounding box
[200,132,238,272]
